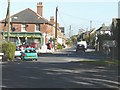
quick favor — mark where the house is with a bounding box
[95,23,111,52]
[96,23,111,35]
[77,28,86,41]
[110,18,120,59]
[118,1,120,18]
[0,2,58,51]
[58,27,65,45]
[111,18,120,41]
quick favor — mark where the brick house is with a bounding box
[95,23,112,52]
[110,18,120,59]
[0,2,56,49]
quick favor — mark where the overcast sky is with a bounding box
[0,0,119,36]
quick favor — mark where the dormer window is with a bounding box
[13,17,18,19]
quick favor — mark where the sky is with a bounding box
[0,0,119,36]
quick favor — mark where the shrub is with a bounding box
[57,43,63,49]
[2,42,16,61]
[0,43,2,53]
[66,39,72,47]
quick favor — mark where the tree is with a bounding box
[71,35,77,43]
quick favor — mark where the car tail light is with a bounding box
[23,54,26,56]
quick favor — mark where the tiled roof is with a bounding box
[2,8,51,24]
[96,26,110,31]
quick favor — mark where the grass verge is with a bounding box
[71,59,120,66]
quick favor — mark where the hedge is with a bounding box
[2,42,16,61]
[66,40,72,47]
[57,43,63,49]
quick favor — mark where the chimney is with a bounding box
[37,2,43,16]
[102,23,105,27]
[50,16,54,25]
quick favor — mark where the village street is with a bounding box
[1,47,119,89]
[0,1,120,90]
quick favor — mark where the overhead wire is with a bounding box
[58,10,110,24]
[58,11,68,27]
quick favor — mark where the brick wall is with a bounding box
[1,23,54,35]
[12,24,21,32]
[26,24,35,32]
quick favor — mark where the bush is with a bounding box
[66,39,72,47]
[57,43,63,49]
[2,42,16,61]
[0,43,2,53]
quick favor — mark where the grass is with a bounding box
[72,59,120,66]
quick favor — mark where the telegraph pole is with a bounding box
[7,0,10,42]
[55,6,58,39]
[0,19,2,53]
[54,6,58,50]
[69,25,71,38]
[90,20,92,31]
[89,20,92,45]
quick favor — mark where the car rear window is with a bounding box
[16,48,21,51]
[25,49,36,53]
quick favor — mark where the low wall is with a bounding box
[0,53,4,61]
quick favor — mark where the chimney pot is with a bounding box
[37,2,43,16]
[50,16,54,25]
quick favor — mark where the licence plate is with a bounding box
[28,57,33,58]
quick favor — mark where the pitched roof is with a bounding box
[96,26,110,31]
[2,8,51,24]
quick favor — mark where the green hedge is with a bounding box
[0,43,2,53]
[57,43,63,49]
[66,40,72,47]
[2,42,16,61]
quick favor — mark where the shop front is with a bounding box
[2,32,43,49]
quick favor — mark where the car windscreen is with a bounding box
[25,49,36,53]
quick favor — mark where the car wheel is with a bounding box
[83,49,85,52]
[21,57,24,61]
[76,49,78,52]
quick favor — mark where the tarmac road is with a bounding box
[1,48,119,89]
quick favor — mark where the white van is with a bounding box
[77,41,87,50]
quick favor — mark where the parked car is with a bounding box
[14,48,22,58]
[21,48,38,61]
[76,41,87,52]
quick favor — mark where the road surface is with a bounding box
[1,48,119,89]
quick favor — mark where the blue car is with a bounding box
[21,48,38,61]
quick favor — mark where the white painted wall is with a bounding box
[57,38,62,45]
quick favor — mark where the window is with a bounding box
[13,17,18,19]
[25,49,36,53]
[35,24,40,31]
[21,24,27,32]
